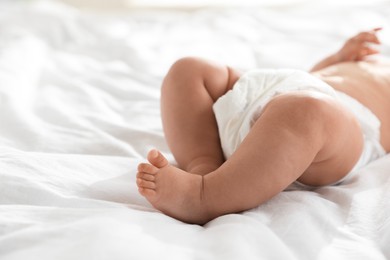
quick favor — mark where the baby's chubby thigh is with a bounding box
[281,91,365,186]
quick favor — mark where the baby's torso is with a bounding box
[312,61,390,152]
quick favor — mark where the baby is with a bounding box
[136,28,389,225]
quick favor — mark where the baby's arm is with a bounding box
[310,28,382,72]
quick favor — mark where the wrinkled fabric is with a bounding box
[0,1,390,260]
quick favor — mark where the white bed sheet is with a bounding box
[0,1,390,259]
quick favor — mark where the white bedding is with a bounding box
[0,1,390,259]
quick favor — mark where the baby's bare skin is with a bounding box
[136,28,389,224]
[314,61,390,151]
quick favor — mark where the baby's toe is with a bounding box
[137,178,156,189]
[138,163,159,174]
[147,149,169,168]
[138,187,156,197]
[136,172,155,181]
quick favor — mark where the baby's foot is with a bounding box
[136,149,212,224]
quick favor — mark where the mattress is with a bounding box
[0,1,389,259]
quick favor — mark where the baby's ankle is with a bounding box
[187,164,216,176]
[186,157,221,176]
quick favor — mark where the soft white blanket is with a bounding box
[0,1,389,259]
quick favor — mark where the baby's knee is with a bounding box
[167,57,205,77]
[162,57,206,92]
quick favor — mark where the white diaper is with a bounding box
[212,69,386,190]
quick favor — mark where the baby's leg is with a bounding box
[137,93,363,224]
[202,93,363,216]
[161,57,241,175]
